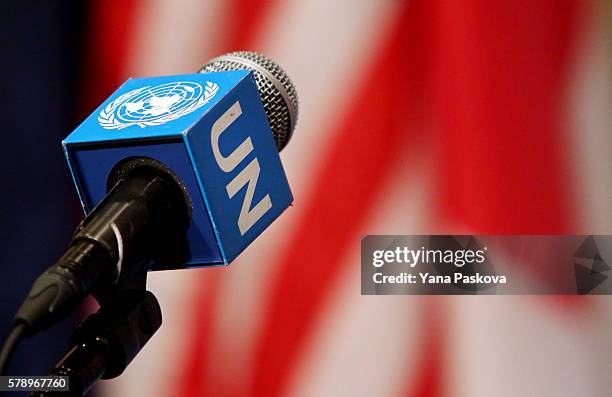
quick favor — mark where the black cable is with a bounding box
[0,322,27,375]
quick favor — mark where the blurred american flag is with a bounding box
[79,0,612,396]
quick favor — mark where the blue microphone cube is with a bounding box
[63,70,293,269]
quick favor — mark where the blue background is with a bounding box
[0,1,87,393]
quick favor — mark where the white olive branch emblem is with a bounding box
[98,81,219,129]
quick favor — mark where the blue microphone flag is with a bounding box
[63,70,293,269]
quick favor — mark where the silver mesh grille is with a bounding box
[199,51,298,151]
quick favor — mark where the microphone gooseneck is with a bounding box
[14,158,191,337]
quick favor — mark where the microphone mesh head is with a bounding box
[200,51,298,151]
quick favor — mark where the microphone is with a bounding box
[10,51,298,340]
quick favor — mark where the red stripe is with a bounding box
[430,0,587,314]
[80,0,141,117]
[174,272,224,397]
[249,3,422,396]
[406,299,448,397]
[221,0,275,51]
[430,0,583,233]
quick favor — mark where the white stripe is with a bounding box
[286,148,434,397]
[126,0,226,77]
[257,0,404,200]
[566,7,612,232]
[448,298,611,397]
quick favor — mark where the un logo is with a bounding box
[98,81,219,129]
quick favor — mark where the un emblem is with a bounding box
[98,81,219,129]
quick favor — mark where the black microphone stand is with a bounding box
[31,262,162,397]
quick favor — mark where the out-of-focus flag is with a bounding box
[81,1,612,396]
